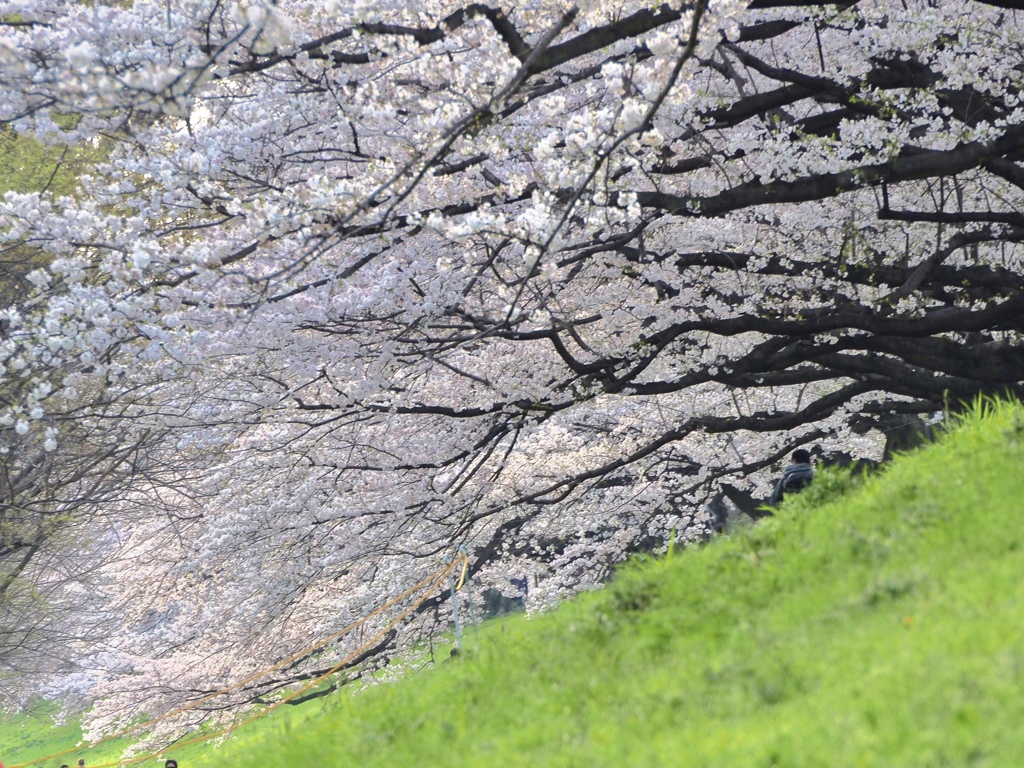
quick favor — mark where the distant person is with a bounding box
[769,448,814,506]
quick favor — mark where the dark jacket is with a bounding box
[769,462,814,506]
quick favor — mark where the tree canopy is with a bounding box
[1,0,1022,739]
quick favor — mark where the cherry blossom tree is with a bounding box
[2,0,1023,742]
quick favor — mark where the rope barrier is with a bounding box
[10,553,468,768]
[455,553,469,591]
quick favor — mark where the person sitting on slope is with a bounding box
[768,448,814,506]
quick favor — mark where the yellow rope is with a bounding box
[455,554,470,591]
[10,555,465,768]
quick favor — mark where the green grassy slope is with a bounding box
[0,697,324,768]
[211,400,1024,767]
[5,400,1023,767]
[0,703,137,768]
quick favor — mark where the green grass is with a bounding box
[6,398,1024,766]
[0,701,137,767]
[0,696,329,767]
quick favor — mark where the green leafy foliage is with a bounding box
[0,124,100,198]
[0,124,104,302]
